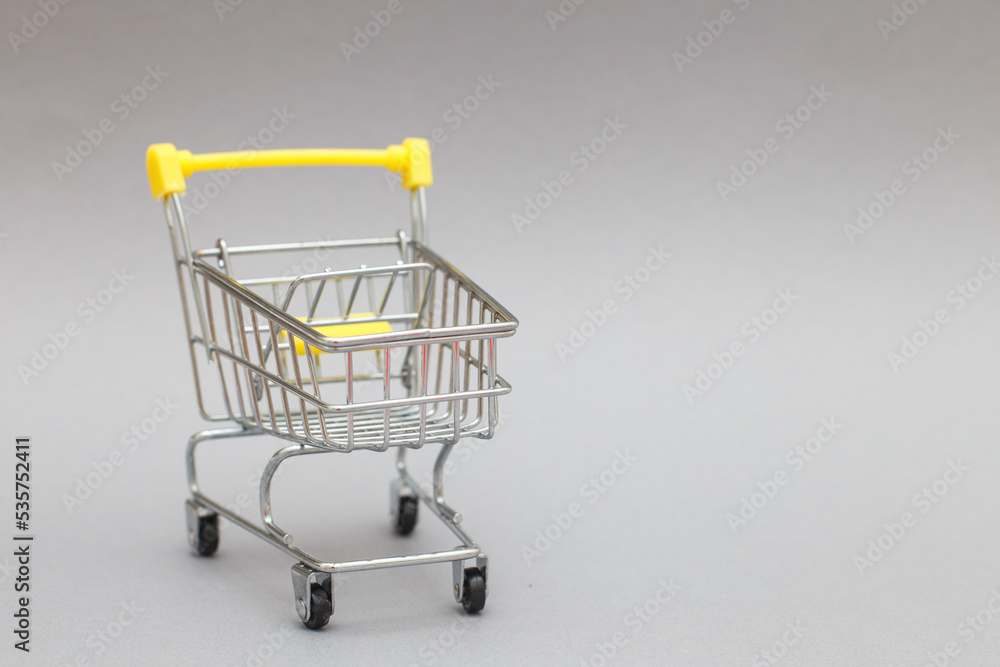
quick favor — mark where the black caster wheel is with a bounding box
[302,585,332,630]
[461,567,486,613]
[394,495,418,536]
[293,564,333,630]
[186,501,219,556]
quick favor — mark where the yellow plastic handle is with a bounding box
[146,138,432,200]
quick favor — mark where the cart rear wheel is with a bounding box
[394,495,419,535]
[302,585,332,630]
[461,568,486,613]
[190,512,218,556]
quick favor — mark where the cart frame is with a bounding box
[147,139,516,628]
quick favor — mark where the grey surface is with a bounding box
[3,1,1000,665]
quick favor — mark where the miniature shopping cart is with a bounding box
[145,139,517,629]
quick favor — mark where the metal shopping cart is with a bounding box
[145,139,517,629]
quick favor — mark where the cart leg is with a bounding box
[292,563,333,630]
[187,426,256,496]
[395,443,463,524]
[453,552,488,613]
[185,427,255,556]
[431,443,463,523]
[259,443,316,545]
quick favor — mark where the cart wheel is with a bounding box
[394,495,418,535]
[187,507,219,557]
[460,567,486,613]
[301,585,332,630]
[293,564,333,630]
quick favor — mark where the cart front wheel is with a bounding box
[461,568,486,613]
[186,501,219,556]
[292,564,333,630]
[394,495,419,535]
[301,585,332,630]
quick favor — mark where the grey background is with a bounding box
[3,0,1000,665]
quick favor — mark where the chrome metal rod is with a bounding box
[187,427,478,574]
